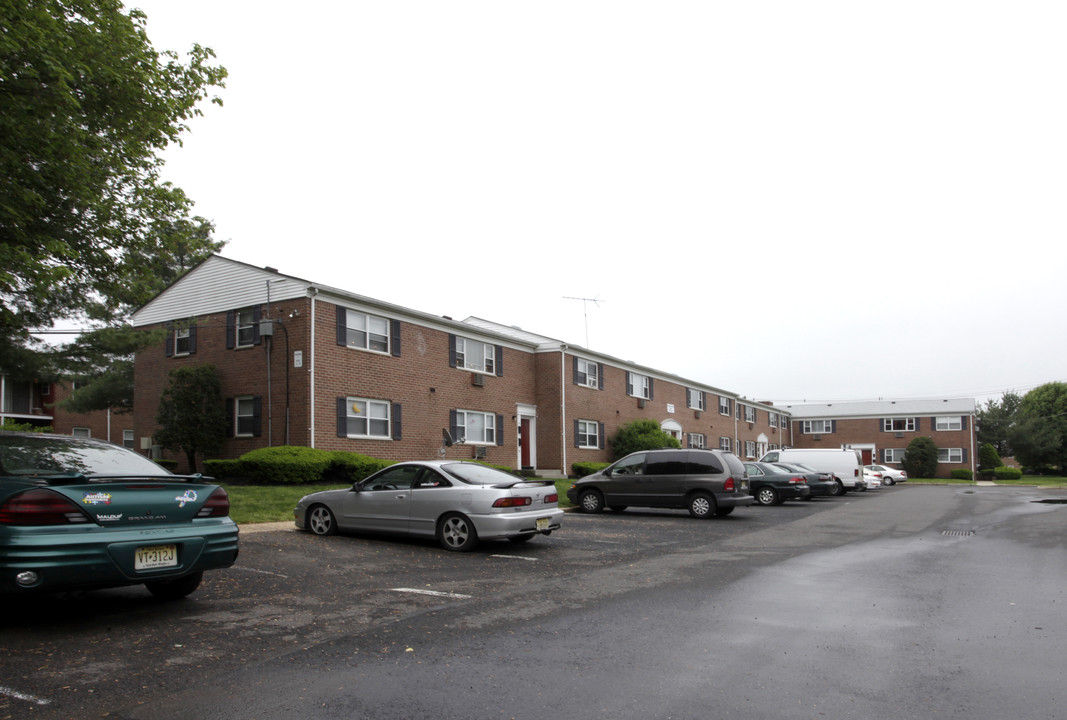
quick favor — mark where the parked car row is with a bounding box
[1,432,906,602]
[566,447,901,515]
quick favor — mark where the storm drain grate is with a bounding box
[941,529,975,537]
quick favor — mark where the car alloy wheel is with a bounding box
[883,477,894,486]
[756,487,778,506]
[439,513,478,552]
[308,505,337,536]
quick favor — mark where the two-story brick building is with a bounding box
[1,374,134,447]
[130,255,789,475]
[780,398,977,477]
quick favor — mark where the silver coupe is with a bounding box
[294,461,563,551]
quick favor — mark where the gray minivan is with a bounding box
[566,448,754,518]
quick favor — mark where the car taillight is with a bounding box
[724,477,736,492]
[492,497,532,508]
[544,493,558,504]
[196,487,231,518]
[788,476,806,484]
[0,489,90,525]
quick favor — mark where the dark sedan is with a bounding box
[771,462,837,497]
[743,462,810,505]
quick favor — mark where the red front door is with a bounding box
[520,419,531,468]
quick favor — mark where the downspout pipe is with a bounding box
[560,344,567,477]
[309,288,318,448]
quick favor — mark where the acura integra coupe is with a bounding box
[295,460,563,551]
[0,432,239,599]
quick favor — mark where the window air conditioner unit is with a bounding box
[637,398,645,409]
[474,446,487,459]
[813,434,822,441]
[895,432,904,438]
[471,373,484,387]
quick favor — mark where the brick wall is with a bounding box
[787,416,975,478]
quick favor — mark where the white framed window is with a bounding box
[123,429,134,449]
[769,412,778,428]
[719,436,732,452]
[744,405,757,423]
[938,448,964,463]
[577,420,599,449]
[883,418,916,432]
[456,410,496,445]
[803,419,833,434]
[935,416,963,431]
[768,443,779,451]
[884,448,906,463]
[577,359,599,388]
[456,337,496,374]
[345,311,390,353]
[235,309,257,348]
[745,440,756,458]
[345,398,391,439]
[174,327,192,355]
[235,396,256,437]
[627,372,650,400]
[687,389,705,411]
[72,427,91,438]
[719,397,731,416]
[689,433,706,449]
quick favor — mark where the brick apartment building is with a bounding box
[129,255,789,475]
[1,374,134,447]
[780,398,977,476]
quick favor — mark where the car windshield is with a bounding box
[442,462,521,485]
[0,434,171,477]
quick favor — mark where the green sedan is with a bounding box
[0,432,238,600]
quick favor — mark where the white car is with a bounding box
[864,464,908,485]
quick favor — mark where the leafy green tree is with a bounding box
[154,365,227,473]
[978,443,1001,472]
[976,392,1021,457]
[1007,382,1067,471]
[0,0,227,375]
[901,436,938,479]
[58,222,222,414]
[609,419,681,460]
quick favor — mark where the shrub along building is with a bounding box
[780,398,977,477]
[130,255,790,476]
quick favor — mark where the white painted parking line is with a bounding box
[0,686,50,706]
[231,566,290,579]
[490,554,538,561]
[392,588,472,599]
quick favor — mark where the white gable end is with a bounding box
[130,256,310,326]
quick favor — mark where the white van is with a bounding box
[759,448,864,495]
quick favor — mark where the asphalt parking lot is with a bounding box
[3,485,1066,720]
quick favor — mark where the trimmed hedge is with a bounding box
[203,446,394,485]
[572,461,610,478]
[950,469,974,480]
[993,466,1023,480]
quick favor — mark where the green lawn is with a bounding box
[224,479,578,525]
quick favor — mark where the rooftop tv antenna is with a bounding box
[563,295,603,348]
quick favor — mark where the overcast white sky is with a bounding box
[130,1,1065,406]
